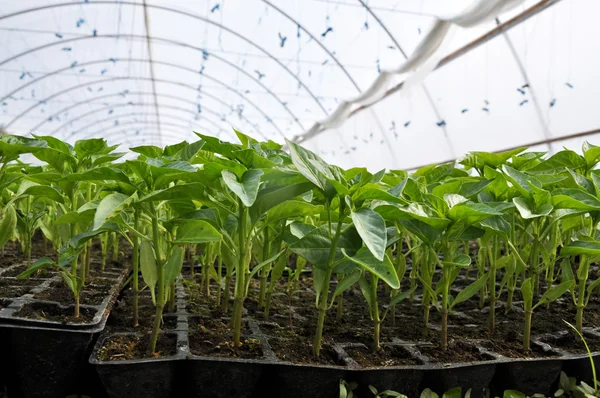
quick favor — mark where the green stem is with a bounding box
[441,267,449,350]
[232,204,249,346]
[74,293,80,318]
[149,210,164,353]
[216,249,222,307]
[336,294,343,322]
[132,210,140,327]
[488,236,498,333]
[576,255,589,332]
[523,309,532,351]
[371,274,380,351]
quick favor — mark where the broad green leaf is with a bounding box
[285,139,335,192]
[351,208,387,261]
[222,169,263,207]
[583,141,600,168]
[20,185,64,204]
[358,275,374,317]
[93,192,136,230]
[534,280,574,309]
[174,220,222,244]
[479,215,510,236]
[248,250,286,282]
[528,182,551,211]
[513,197,553,219]
[164,246,184,288]
[443,254,471,268]
[352,183,408,205]
[521,278,533,306]
[399,219,440,245]
[140,241,157,305]
[503,391,526,398]
[139,183,207,203]
[444,194,468,208]
[502,165,540,198]
[174,140,205,161]
[552,188,600,211]
[560,258,574,282]
[266,200,322,224]
[459,148,525,170]
[130,145,163,158]
[312,267,328,308]
[64,167,131,184]
[74,138,109,158]
[55,211,94,225]
[289,224,361,270]
[527,150,586,174]
[420,388,440,398]
[331,269,361,301]
[17,257,58,279]
[342,248,399,289]
[561,240,600,257]
[442,387,462,398]
[375,202,450,230]
[448,202,502,225]
[0,205,17,248]
[450,273,488,309]
[250,182,313,221]
[0,135,47,160]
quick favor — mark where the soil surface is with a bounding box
[345,344,423,367]
[12,301,97,323]
[188,316,263,359]
[96,333,177,361]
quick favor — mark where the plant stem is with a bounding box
[112,232,119,262]
[132,210,140,327]
[258,275,267,309]
[149,211,164,353]
[313,200,345,357]
[576,255,589,332]
[74,293,80,318]
[216,249,222,307]
[223,274,231,312]
[232,204,249,346]
[441,267,449,350]
[523,309,532,351]
[371,274,381,351]
[488,236,498,333]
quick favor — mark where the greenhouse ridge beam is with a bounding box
[409,128,600,171]
[142,0,162,147]
[296,0,563,144]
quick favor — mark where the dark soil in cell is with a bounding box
[269,337,341,366]
[96,333,177,361]
[539,331,600,354]
[478,338,559,359]
[0,285,31,298]
[12,301,96,323]
[346,345,423,367]
[419,341,492,364]
[0,278,40,287]
[1,264,54,278]
[33,284,107,306]
[188,317,262,359]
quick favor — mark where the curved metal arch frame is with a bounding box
[6,76,277,140]
[3,63,283,140]
[28,87,266,140]
[50,101,238,138]
[0,1,328,116]
[68,111,217,137]
[0,37,305,132]
[83,127,205,146]
[82,120,202,142]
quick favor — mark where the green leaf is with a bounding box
[513,197,553,219]
[583,141,600,168]
[442,387,462,398]
[503,390,526,398]
[0,205,17,248]
[521,278,534,307]
[502,165,540,198]
[375,202,450,230]
[250,182,313,221]
[552,188,600,211]
[93,192,136,230]
[342,248,399,289]
[398,219,440,246]
[174,140,205,161]
[527,150,586,174]
[358,275,373,317]
[164,246,184,288]
[266,200,322,224]
[285,139,335,192]
[389,286,417,307]
[420,388,440,398]
[130,145,163,158]
[64,167,131,184]
[561,240,600,257]
[222,169,263,207]
[331,269,361,301]
[140,241,157,305]
[312,267,328,308]
[289,224,362,270]
[20,185,64,204]
[534,280,574,309]
[479,216,510,236]
[174,220,222,244]
[248,250,286,283]
[351,208,387,261]
[0,135,47,160]
[450,273,488,309]
[443,254,471,268]
[448,202,502,225]
[17,257,58,279]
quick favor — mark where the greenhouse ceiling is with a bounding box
[0,0,598,170]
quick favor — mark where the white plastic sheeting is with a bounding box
[0,0,598,170]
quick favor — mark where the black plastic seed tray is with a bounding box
[0,261,128,330]
[91,277,600,398]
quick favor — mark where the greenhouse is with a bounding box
[0,0,599,397]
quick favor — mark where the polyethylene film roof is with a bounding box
[1,0,598,170]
